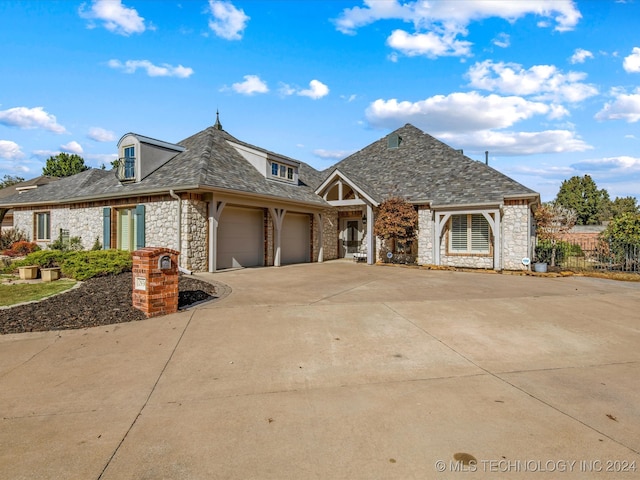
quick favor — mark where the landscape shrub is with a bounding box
[4,249,133,280]
[60,250,133,280]
[0,227,28,251]
[535,240,583,265]
[10,250,66,269]
[3,240,40,257]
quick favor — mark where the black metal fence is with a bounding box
[535,238,639,273]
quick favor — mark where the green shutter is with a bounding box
[135,204,145,250]
[103,207,111,249]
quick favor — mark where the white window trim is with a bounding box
[448,213,491,255]
[269,160,298,183]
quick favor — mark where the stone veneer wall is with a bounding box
[416,206,434,265]
[181,198,208,272]
[501,201,531,270]
[320,209,339,261]
[145,200,178,251]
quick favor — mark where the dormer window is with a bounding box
[123,146,135,179]
[116,133,185,184]
[269,160,296,183]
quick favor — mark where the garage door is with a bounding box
[217,207,264,269]
[282,213,310,265]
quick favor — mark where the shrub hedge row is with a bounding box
[5,250,133,281]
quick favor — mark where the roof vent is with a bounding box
[388,134,401,149]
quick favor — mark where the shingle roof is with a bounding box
[0,175,59,201]
[0,126,328,208]
[0,123,538,210]
[327,124,538,206]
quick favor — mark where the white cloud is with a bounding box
[231,75,269,95]
[623,47,640,73]
[387,29,472,58]
[436,129,592,155]
[313,149,353,160]
[60,141,84,155]
[280,80,330,100]
[0,140,25,160]
[493,33,510,48]
[87,127,116,142]
[334,0,581,58]
[79,0,147,36]
[595,87,640,122]
[365,92,563,133]
[572,156,640,174]
[108,59,194,78]
[0,106,66,134]
[570,48,594,64]
[467,60,598,103]
[298,80,330,99]
[208,0,249,40]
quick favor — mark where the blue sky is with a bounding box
[1,0,639,201]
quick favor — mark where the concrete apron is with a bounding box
[1,261,639,479]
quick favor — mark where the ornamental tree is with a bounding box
[373,196,418,254]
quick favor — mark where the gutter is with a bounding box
[169,189,182,256]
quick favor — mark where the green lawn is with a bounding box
[0,279,77,307]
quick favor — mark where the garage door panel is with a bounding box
[282,213,310,265]
[218,207,264,269]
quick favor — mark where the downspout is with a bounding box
[169,190,182,262]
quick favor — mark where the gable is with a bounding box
[315,170,378,207]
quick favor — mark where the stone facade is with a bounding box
[13,206,102,250]
[321,209,339,261]
[145,200,179,251]
[413,203,533,270]
[501,201,532,270]
[181,199,208,272]
[416,206,434,265]
[11,194,534,273]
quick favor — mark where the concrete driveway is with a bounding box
[1,261,639,479]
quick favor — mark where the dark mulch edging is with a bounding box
[0,272,226,335]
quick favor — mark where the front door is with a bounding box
[340,218,363,258]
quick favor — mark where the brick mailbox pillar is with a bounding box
[132,247,180,318]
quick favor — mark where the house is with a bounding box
[0,118,539,271]
[0,176,59,232]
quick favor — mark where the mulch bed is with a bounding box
[0,272,223,335]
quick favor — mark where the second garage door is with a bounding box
[217,206,264,269]
[282,213,310,265]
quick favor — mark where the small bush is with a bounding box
[3,240,40,257]
[0,227,28,251]
[49,231,83,252]
[91,237,102,251]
